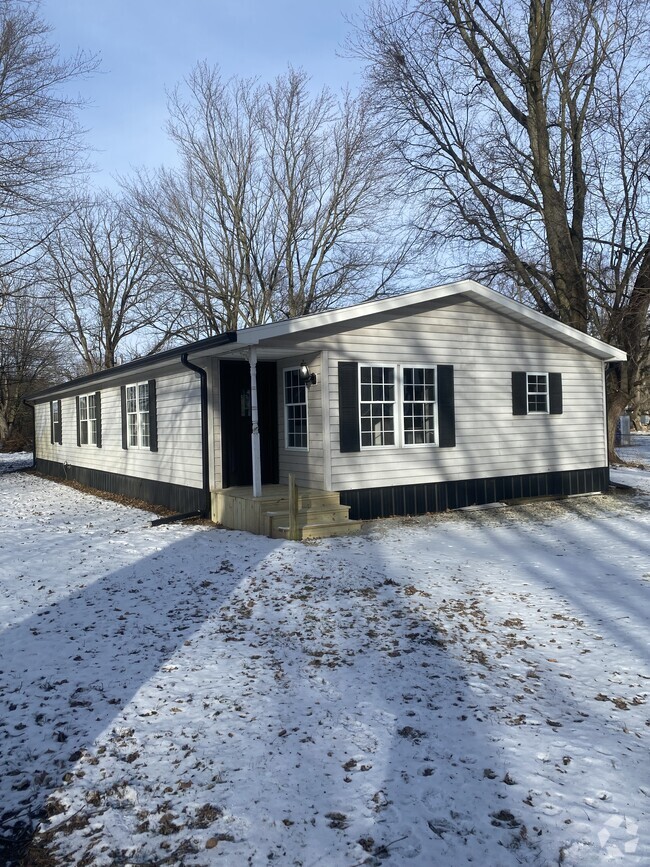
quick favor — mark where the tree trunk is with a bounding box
[606,364,628,464]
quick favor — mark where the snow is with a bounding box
[0,451,33,473]
[1,449,649,866]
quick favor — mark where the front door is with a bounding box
[220,360,278,488]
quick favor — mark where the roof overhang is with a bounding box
[25,279,626,402]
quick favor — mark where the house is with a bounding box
[26,280,626,538]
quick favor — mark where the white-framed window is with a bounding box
[403,366,437,445]
[284,368,308,449]
[359,365,396,447]
[50,399,62,445]
[79,393,98,445]
[527,372,549,413]
[126,382,151,448]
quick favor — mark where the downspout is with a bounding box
[180,353,211,518]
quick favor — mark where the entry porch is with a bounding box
[211,484,362,540]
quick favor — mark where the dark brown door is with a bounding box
[220,360,278,487]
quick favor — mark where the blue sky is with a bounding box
[40,0,365,187]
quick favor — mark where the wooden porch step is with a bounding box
[212,485,361,539]
[275,520,363,540]
[265,505,352,536]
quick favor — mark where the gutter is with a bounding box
[25,331,237,404]
[180,353,211,519]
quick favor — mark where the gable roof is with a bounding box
[26,280,626,402]
[236,280,627,362]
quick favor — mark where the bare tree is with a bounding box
[129,65,407,337]
[0,281,67,448]
[0,0,96,307]
[354,0,650,455]
[41,196,171,373]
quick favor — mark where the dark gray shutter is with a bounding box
[512,372,528,415]
[549,373,563,414]
[338,362,360,453]
[57,400,63,444]
[148,379,158,452]
[75,396,81,446]
[437,365,456,448]
[50,402,55,444]
[95,391,102,447]
[120,386,128,449]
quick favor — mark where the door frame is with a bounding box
[220,359,278,488]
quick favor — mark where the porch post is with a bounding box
[249,346,262,497]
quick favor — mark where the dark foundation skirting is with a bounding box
[339,467,610,521]
[33,458,205,514]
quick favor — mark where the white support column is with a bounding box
[249,346,262,497]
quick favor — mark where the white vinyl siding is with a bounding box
[325,297,608,491]
[34,369,203,489]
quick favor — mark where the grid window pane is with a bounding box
[527,374,549,412]
[140,414,150,448]
[139,384,150,446]
[127,386,138,446]
[126,382,151,447]
[128,413,138,447]
[284,369,308,449]
[79,396,88,444]
[87,394,97,444]
[359,366,395,446]
[403,367,436,445]
[138,383,149,412]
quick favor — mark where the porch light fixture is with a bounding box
[299,361,317,385]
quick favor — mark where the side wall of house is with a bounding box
[323,298,607,492]
[262,298,608,504]
[33,368,204,511]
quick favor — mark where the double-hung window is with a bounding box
[338,362,455,453]
[512,371,562,416]
[526,373,549,413]
[403,366,437,445]
[284,369,308,449]
[360,365,395,447]
[50,400,62,445]
[79,393,98,445]
[126,382,150,448]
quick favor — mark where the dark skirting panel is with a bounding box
[34,458,206,514]
[339,467,610,521]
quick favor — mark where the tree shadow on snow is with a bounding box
[0,528,277,860]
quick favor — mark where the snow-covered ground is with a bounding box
[1,447,649,866]
[0,451,33,473]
